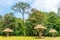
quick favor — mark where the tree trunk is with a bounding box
[22,13,24,26]
[22,11,26,36]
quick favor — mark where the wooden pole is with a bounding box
[7,32,9,37]
[38,31,42,38]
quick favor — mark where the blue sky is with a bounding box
[0,0,60,19]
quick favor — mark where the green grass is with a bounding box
[0,36,60,40]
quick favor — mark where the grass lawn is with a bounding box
[0,36,60,40]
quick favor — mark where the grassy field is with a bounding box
[0,36,60,40]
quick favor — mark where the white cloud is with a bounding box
[0,0,60,13]
[0,0,60,17]
[31,0,59,12]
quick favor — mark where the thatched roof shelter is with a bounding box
[49,29,57,33]
[49,29,57,37]
[3,28,13,32]
[2,28,13,37]
[34,24,46,38]
[34,24,46,29]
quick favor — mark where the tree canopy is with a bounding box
[0,2,60,37]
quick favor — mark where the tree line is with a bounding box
[0,2,60,36]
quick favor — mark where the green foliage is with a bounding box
[25,8,47,36]
[0,8,60,36]
[12,2,30,36]
[0,12,23,36]
[0,2,60,37]
[26,8,60,36]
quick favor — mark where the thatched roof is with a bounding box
[3,28,13,32]
[49,29,57,33]
[34,24,46,29]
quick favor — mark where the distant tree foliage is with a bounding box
[0,2,60,36]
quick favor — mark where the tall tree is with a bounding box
[26,8,47,36]
[57,7,60,16]
[12,2,30,36]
